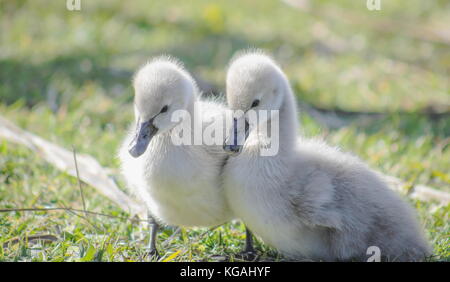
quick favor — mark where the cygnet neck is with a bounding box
[270,84,299,154]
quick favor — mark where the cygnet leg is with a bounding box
[147,211,159,259]
[244,226,255,253]
[240,225,258,261]
[210,225,258,262]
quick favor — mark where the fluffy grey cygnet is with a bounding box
[222,50,431,261]
[119,56,233,229]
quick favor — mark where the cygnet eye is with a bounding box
[251,99,260,108]
[160,105,168,113]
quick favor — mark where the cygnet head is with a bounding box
[223,50,289,155]
[128,56,198,158]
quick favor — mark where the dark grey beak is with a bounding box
[223,118,250,156]
[128,119,158,158]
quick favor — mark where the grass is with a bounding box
[0,0,449,261]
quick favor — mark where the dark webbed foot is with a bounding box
[146,248,160,260]
[235,250,258,261]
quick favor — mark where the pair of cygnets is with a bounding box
[119,51,430,261]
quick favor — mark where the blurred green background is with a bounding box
[0,0,449,261]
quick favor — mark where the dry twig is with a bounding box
[0,116,146,218]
